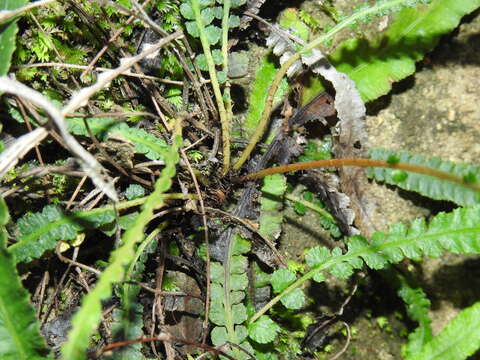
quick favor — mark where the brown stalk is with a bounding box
[236,158,480,193]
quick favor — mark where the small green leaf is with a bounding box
[211,326,228,346]
[230,290,245,304]
[248,315,281,344]
[232,235,251,255]
[210,284,226,326]
[305,246,330,268]
[201,7,215,25]
[271,268,296,293]
[280,288,305,309]
[235,325,248,343]
[231,0,246,7]
[212,6,223,18]
[212,49,223,63]
[232,303,248,324]
[124,184,145,200]
[392,170,408,183]
[229,14,240,28]
[212,325,248,347]
[230,273,248,291]
[217,70,227,84]
[294,201,307,215]
[210,262,224,283]
[312,271,326,283]
[195,54,208,71]
[185,21,199,37]
[199,0,215,6]
[387,154,401,164]
[179,2,194,19]
[210,307,226,326]
[205,24,221,45]
[108,123,169,160]
[463,172,477,184]
[330,260,355,279]
[230,255,248,274]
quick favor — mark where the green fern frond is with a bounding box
[210,235,253,358]
[111,228,162,360]
[407,301,480,360]
[368,147,480,206]
[399,281,433,357]
[259,174,286,241]
[240,55,288,139]
[331,0,479,102]
[0,198,49,360]
[68,120,169,161]
[0,0,27,76]
[251,205,480,323]
[10,205,115,264]
[302,0,480,104]
[323,203,480,275]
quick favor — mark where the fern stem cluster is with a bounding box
[191,0,231,175]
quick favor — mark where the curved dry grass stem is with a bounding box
[0,0,55,23]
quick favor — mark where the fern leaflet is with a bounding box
[368,147,480,206]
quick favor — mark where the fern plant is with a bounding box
[209,235,251,358]
[2,0,480,359]
[180,0,246,174]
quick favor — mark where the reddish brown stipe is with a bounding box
[234,158,480,193]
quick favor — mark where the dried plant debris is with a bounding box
[301,49,375,235]
[240,0,267,30]
[265,25,367,152]
[0,128,48,178]
[266,25,306,77]
[266,23,375,234]
[0,76,118,201]
[302,49,367,155]
[301,170,359,237]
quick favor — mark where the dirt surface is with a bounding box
[273,2,480,358]
[365,8,480,338]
